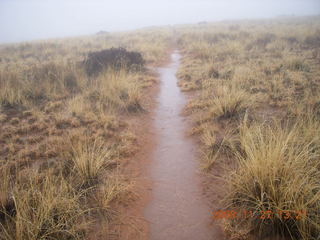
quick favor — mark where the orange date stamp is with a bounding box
[211,209,307,220]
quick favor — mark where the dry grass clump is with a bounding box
[200,125,241,171]
[67,95,89,117]
[68,136,114,186]
[208,86,254,120]
[0,173,87,240]
[88,69,145,113]
[98,174,133,212]
[0,164,12,216]
[224,117,320,240]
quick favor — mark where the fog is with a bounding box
[0,0,319,43]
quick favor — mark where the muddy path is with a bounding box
[144,51,224,240]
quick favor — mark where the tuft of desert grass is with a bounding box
[0,172,88,240]
[0,164,12,214]
[201,126,240,170]
[209,86,255,120]
[98,175,133,212]
[224,117,320,239]
[68,136,115,187]
[89,69,144,113]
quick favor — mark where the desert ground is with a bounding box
[0,16,319,240]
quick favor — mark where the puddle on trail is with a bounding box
[144,51,224,240]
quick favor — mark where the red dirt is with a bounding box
[118,74,160,240]
[121,51,225,240]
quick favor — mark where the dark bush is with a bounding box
[64,73,79,93]
[304,32,320,48]
[245,33,276,50]
[312,101,320,117]
[208,67,220,78]
[283,36,298,45]
[83,47,145,76]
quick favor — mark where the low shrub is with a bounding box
[83,47,145,76]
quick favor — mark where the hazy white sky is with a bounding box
[0,0,319,43]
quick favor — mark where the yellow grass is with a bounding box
[224,117,320,239]
[0,26,170,239]
[177,16,320,239]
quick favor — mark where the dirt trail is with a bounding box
[144,51,224,240]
